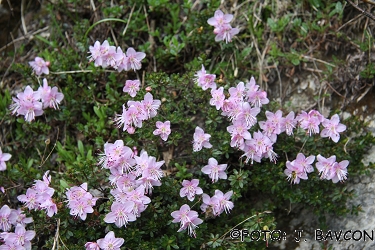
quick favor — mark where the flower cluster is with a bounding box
[0,223,35,249]
[207,10,239,43]
[85,231,124,250]
[17,171,57,217]
[201,190,234,216]
[9,79,64,122]
[0,205,33,232]
[114,93,161,134]
[29,56,50,76]
[0,205,35,250]
[0,148,11,171]
[65,183,98,220]
[284,153,349,184]
[98,139,164,228]
[88,40,146,72]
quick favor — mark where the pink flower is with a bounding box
[10,86,44,122]
[9,208,33,227]
[207,10,233,27]
[194,65,216,90]
[124,47,146,71]
[284,160,307,184]
[320,114,346,143]
[282,111,297,136]
[97,231,124,250]
[66,183,97,220]
[171,204,203,237]
[179,179,203,201]
[294,153,315,173]
[123,79,140,97]
[235,102,260,129]
[211,190,234,215]
[153,121,171,141]
[4,223,35,248]
[245,78,269,108]
[192,126,212,152]
[329,160,349,183]
[85,242,100,250]
[210,87,225,110]
[142,93,161,119]
[104,201,137,227]
[0,148,11,171]
[17,188,41,210]
[37,79,64,109]
[207,10,239,43]
[297,110,322,136]
[202,158,227,183]
[0,205,12,231]
[315,154,336,180]
[29,56,50,76]
[227,120,252,149]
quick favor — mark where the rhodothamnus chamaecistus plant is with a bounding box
[2,4,368,249]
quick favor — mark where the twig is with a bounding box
[122,4,136,36]
[40,128,59,168]
[346,0,375,21]
[300,55,336,68]
[49,69,117,74]
[52,218,60,250]
[21,0,27,34]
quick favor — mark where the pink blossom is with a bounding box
[228,82,245,102]
[320,114,346,143]
[37,79,64,109]
[235,102,260,129]
[9,208,33,227]
[0,205,12,231]
[202,158,227,183]
[153,121,171,141]
[192,126,212,152]
[284,160,307,184]
[10,86,44,122]
[179,179,203,201]
[123,79,140,97]
[4,223,35,248]
[227,120,252,150]
[85,242,100,250]
[124,47,146,71]
[0,147,11,171]
[315,154,336,180]
[97,231,124,250]
[245,80,269,107]
[282,111,297,136]
[104,201,137,227]
[207,10,233,27]
[142,93,161,119]
[210,87,225,110]
[241,139,262,164]
[194,65,216,90]
[211,190,234,215]
[29,56,50,76]
[171,204,203,237]
[294,153,315,173]
[66,183,97,220]
[101,44,118,68]
[329,160,349,183]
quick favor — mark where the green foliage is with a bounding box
[1,0,375,249]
